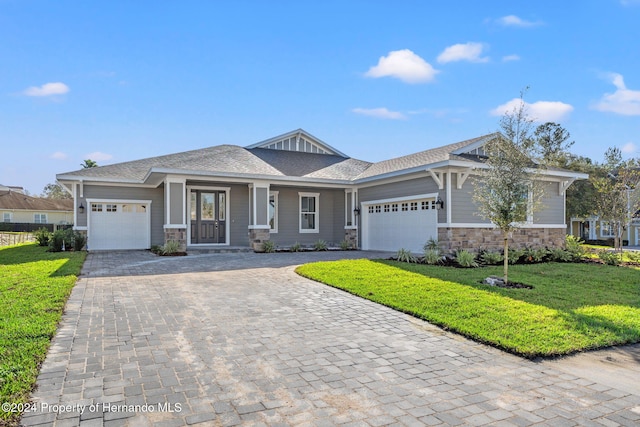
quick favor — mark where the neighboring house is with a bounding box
[0,185,73,231]
[56,129,586,252]
[569,214,640,246]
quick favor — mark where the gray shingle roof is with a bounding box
[57,133,497,184]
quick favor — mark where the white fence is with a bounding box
[0,232,35,247]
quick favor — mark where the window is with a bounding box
[392,204,398,212]
[375,205,381,213]
[269,191,278,233]
[384,204,390,212]
[368,206,374,214]
[601,221,615,238]
[401,203,408,211]
[299,192,319,233]
[106,204,117,212]
[3,212,11,222]
[34,213,47,224]
[410,202,418,211]
[91,203,103,212]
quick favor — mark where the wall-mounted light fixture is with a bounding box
[436,197,444,210]
[353,207,361,216]
[78,203,85,214]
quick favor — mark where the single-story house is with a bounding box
[56,129,586,252]
[570,215,640,246]
[0,185,73,231]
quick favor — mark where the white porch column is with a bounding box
[248,182,271,251]
[164,177,187,251]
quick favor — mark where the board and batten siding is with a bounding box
[78,185,165,246]
[268,187,345,246]
[227,184,250,246]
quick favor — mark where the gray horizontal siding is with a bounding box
[535,181,564,224]
[269,187,345,246]
[228,184,250,246]
[80,184,165,246]
[451,175,490,224]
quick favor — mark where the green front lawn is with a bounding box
[0,244,85,424]
[296,260,640,358]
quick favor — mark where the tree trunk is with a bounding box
[503,235,509,284]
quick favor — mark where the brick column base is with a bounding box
[164,228,187,252]
[249,228,270,252]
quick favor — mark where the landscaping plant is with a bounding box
[261,240,276,253]
[313,239,328,251]
[455,249,478,268]
[395,248,417,263]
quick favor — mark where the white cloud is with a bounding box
[437,42,489,64]
[351,107,406,120]
[364,49,439,84]
[502,54,521,62]
[592,73,640,116]
[491,98,574,122]
[50,151,68,160]
[23,82,70,97]
[621,142,637,153]
[497,15,542,27]
[85,151,113,162]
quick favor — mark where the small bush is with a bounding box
[261,240,276,253]
[455,249,478,268]
[396,248,417,263]
[150,245,163,254]
[523,247,549,263]
[290,242,302,252]
[507,248,525,265]
[73,232,86,251]
[314,239,328,251]
[565,235,586,261]
[625,250,640,263]
[423,248,442,265]
[480,251,503,265]
[339,239,351,250]
[598,250,621,266]
[162,240,181,255]
[423,238,441,252]
[48,228,74,252]
[548,247,572,262]
[34,227,51,246]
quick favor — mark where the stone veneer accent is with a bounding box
[164,227,187,252]
[438,227,566,252]
[249,228,270,252]
[344,227,358,249]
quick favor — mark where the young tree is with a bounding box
[41,183,72,199]
[473,93,543,284]
[81,159,98,168]
[591,150,640,252]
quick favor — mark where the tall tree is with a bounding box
[473,92,543,284]
[81,159,98,168]
[41,183,72,199]
[533,122,574,167]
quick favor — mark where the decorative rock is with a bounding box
[483,276,505,286]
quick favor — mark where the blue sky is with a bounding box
[2,0,639,194]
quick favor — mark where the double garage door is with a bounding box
[88,201,151,250]
[362,197,438,253]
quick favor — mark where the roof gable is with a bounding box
[245,129,348,158]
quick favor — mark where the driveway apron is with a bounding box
[22,251,640,427]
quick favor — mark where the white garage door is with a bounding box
[362,197,438,252]
[88,201,151,250]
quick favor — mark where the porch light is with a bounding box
[436,197,444,210]
[353,207,361,216]
[78,203,85,214]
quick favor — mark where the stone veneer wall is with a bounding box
[164,227,187,252]
[249,228,270,252]
[344,228,358,249]
[438,227,566,252]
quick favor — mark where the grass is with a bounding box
[296,259,640,358]
[0,243,85,425]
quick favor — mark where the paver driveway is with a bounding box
[23,251,640,427]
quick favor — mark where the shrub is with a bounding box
[455,249,478,268]
[261,240,276,253]
[548,247,572,262]
[395,248,417,263]
[34,227,51,246]
[523,247,549,263]
[162,240,181,255]
[565,235,586,261]
[423,248,442,265]
[339,239,351,250]
[480,251,503,265]
[507,248,525,265]
[313,239,328,251]
[626,250,640,263]
[150,245,163,254]
[48,228,74,252]
[290,242,302,252]
[73,232,86,251]
[598,250,621,266]
[423,238,441,252]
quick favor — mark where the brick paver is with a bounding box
[21,251,640,426]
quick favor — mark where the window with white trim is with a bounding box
[34,213,47,224]
[299,192,319,233]
[600,221,615,238]
[91,203,103,212]
[269,191,278,233]
[3,212,11,222]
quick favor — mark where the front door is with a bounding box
[190,191,226,244]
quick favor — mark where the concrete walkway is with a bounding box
[22,251,640,426]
